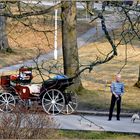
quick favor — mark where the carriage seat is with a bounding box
[10,75,41,96]
[26,84,41,96]
[15,84,41,99]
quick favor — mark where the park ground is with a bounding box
[78,34,140,113]
[0,18,140,113]
[0,6,140,140]
[58,130,140,139]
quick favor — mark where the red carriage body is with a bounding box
[0,67,32,100]
[1,75,10,88]
[0,66,77,115]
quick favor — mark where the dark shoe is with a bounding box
[108,118,111,121]
[117,118,120,121]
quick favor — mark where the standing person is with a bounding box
[108,74,124,121]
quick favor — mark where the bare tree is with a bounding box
[0,3,10,52]
[135,65,140,88]
[82,1,140,86]
[61,1,82,89]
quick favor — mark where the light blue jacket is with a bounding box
[111,82,124,95]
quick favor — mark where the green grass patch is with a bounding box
[77,88,110,111]
[58,130,140,139]
[77,87,140,113]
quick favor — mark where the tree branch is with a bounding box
[0,2,61,19]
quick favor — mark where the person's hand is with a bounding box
[113,92,117,97]
[115,94,118,98]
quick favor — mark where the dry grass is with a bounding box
[0,20,62,68]
[78,37,140,112]
[1,16,140,112]
[0,18,94,68]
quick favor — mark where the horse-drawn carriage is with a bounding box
[0,67,78,115]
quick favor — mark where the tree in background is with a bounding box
[80,0,140,76]
[0,3,10,52]
[135,65,140,88]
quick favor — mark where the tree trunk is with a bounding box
[134,65,140,88]
[0,3,10,52]
[61,1,82,90]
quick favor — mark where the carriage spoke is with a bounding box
[0,93,15,112]
[66,105,69,113]
[54,104,60,112]
[44,98,51,102]
[0,100,5,104]
[62,91,78,114]
[5,94,8,101]
[56,97,64,102]
[0,102,15,112]
[47,104,53,112]
[8,95,12,101]
[0,99,6,112]
[42,89,65,115]
[9,103,15,107]
[52,104,55,115]
[55,102,64,107]
[68,101,77,106]
[68,104,75,112]
[4,103,15,112]
[47,93,52,100]
[8,99,14,103]
[1,96,6,102]
[71,102,77,105]
[44,102,51,107]
[65,104,74,114]
[52,90,54,100]
[7,96,14,102]
[54,93,59,100]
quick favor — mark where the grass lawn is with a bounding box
[2,36,140,113]
[1,4,140,140]
[58,130,140,139]
[0,12,140,113]
[0,17,94,68]
[78,36,140,112]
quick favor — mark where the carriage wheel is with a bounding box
[0,92,15,112]
[62,91,78,115]
[42,89,65,115]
